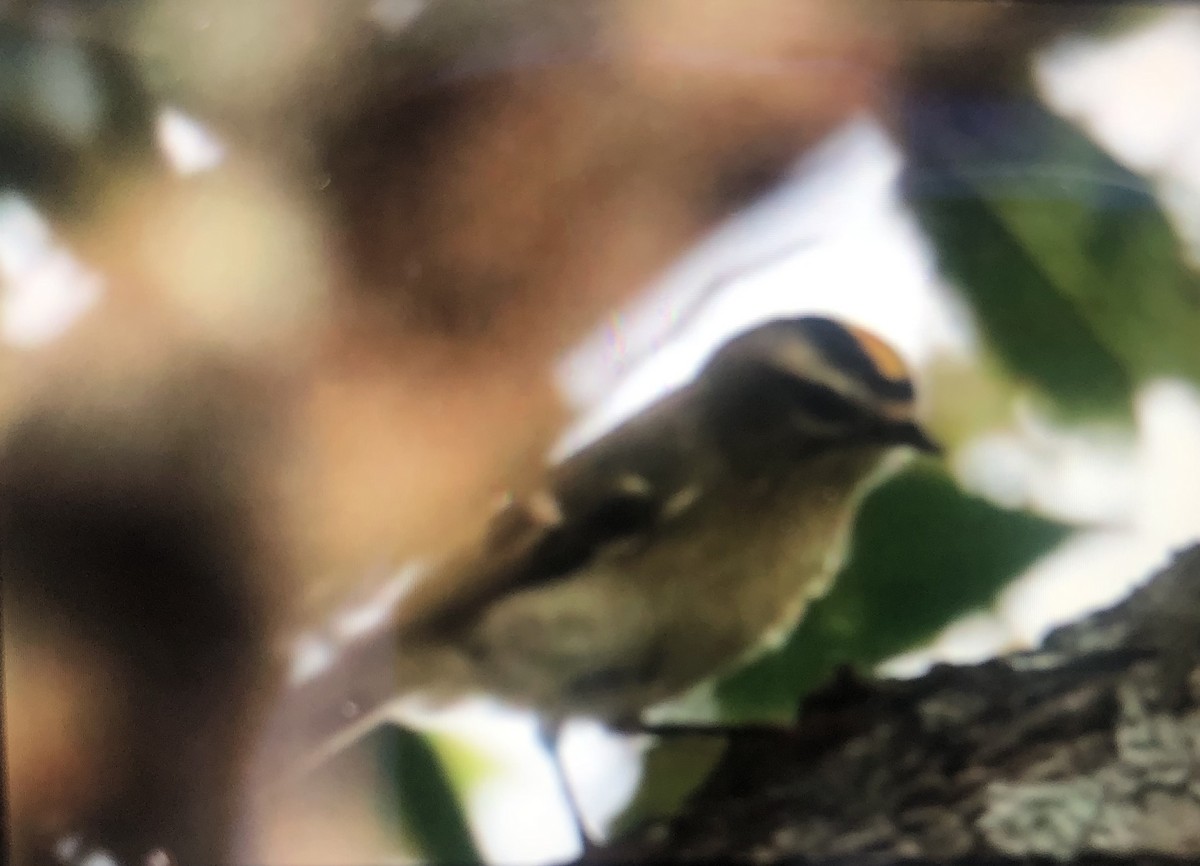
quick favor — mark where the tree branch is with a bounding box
[582,546,1200,864]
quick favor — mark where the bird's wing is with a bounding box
[260,415,701,785]
[394,390,706,636]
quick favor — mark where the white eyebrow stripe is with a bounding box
[663,484,702,519]
[615,472,654,496]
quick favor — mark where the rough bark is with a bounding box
[582,545,1200,865]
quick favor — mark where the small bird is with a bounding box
[257,315,938,788]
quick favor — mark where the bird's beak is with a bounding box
[889,421,943,456]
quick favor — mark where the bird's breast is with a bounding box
[438,448,887,720]
[634,449,884,697]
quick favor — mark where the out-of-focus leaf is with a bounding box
[378,725,483,866]
[714,461,1072,722]
[904,96,1200,421]
[0,25,161,217]
[607,735,727,841]
[918,194,1133,419]
[922,354,1023,448]
[426,730,501,795]
[990,195,1200,386]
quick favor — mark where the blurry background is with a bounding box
[2,2,1200,865]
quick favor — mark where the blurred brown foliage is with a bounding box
[0,2,1117,863]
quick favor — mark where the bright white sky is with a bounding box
[552,115,969,459]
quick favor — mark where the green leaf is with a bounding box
[919,195,1134,419]
[607,735,728,840]
[378,725,483,865]
[989,195,1200,386]
[714,462,1072,722]
[907,98,1200,421]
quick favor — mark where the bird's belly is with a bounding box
[459,475,864,720]
[651,517,846,698]
[566,494,853,715]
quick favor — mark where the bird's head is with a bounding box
[697,316,940,463]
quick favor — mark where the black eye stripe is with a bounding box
[783,379,865,425]
[796,318,915,402]
[715,364,866,428]
[863,375,914,402]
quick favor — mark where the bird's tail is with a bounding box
[247,621,476,796]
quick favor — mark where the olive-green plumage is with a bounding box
[260,316,937,780]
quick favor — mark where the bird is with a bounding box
[254,314,940,797]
